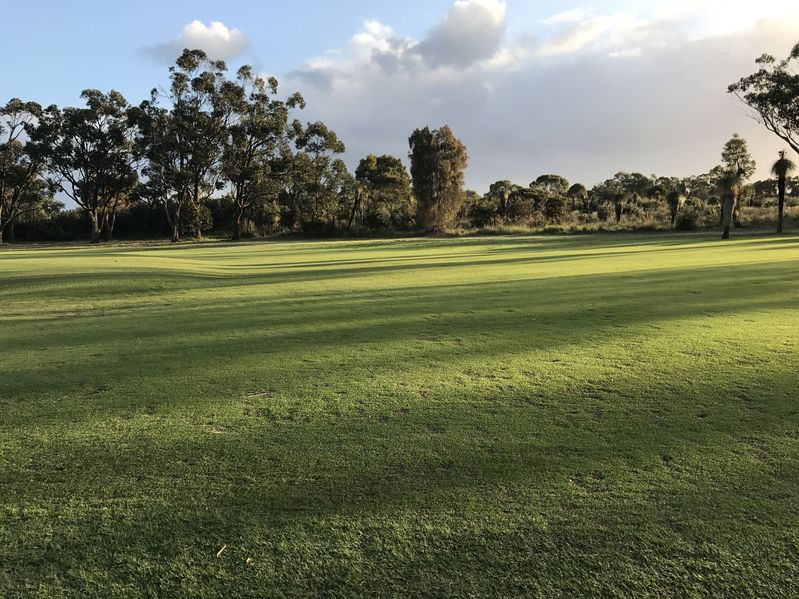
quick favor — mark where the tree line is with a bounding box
[2,42,798,244]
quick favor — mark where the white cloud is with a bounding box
[144,20,251,63]
[541,9,586,25]
[314,0,508,75]
[412,0,507,67]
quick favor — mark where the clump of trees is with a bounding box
[3,41,799,244]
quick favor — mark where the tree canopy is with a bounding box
[729,43,799,156]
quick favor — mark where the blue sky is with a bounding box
[5,0,562,102]
[3,1,799,190]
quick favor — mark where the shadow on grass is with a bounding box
[4,365,797,595]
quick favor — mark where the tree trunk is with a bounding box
[669,201,678,229]
[348,189,361,231]
[89,211,101,244]
[778,176,786,234]
[232,205,243,241]
[171,224,180,243]
[7,221,15,243]
[102,211,116,242]
[721,192,735,240]
[615,202,623,223]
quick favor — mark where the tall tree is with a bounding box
[409,125,468,232]
[772,150,797,233]
[729,43,799,156]
[354,154,415,230]
[131,49,229,242]
[32,90,136,243]
[719,134,756,227]
[221,66,304,240]
[289,121,347,228]
[0,99,53,243]
[721,134,757,180]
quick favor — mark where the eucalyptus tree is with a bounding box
[290,121,347,227]
[729,43,799,156]
[408,125,468,232]
[534,174,570,196]
[354,154,415,230]
[32,90,136,243]
[221,66,305,239]
[131,49,230,242]
[0,99,53,243]
[772,150,796,233]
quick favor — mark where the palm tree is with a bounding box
[718,168,744,240]
[771,151,796,234]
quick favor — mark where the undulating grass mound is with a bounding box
[2,232,798,596]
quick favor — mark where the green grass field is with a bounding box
[2,232,799,597]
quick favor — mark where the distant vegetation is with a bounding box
[1,42,798,244]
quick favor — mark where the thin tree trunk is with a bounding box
[102,212,113,242]
[348,188,361,231]
[106,211,117,241]
[165,202,181,243]
[778,176,786,234]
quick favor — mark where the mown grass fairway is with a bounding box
[2,233,799,596]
